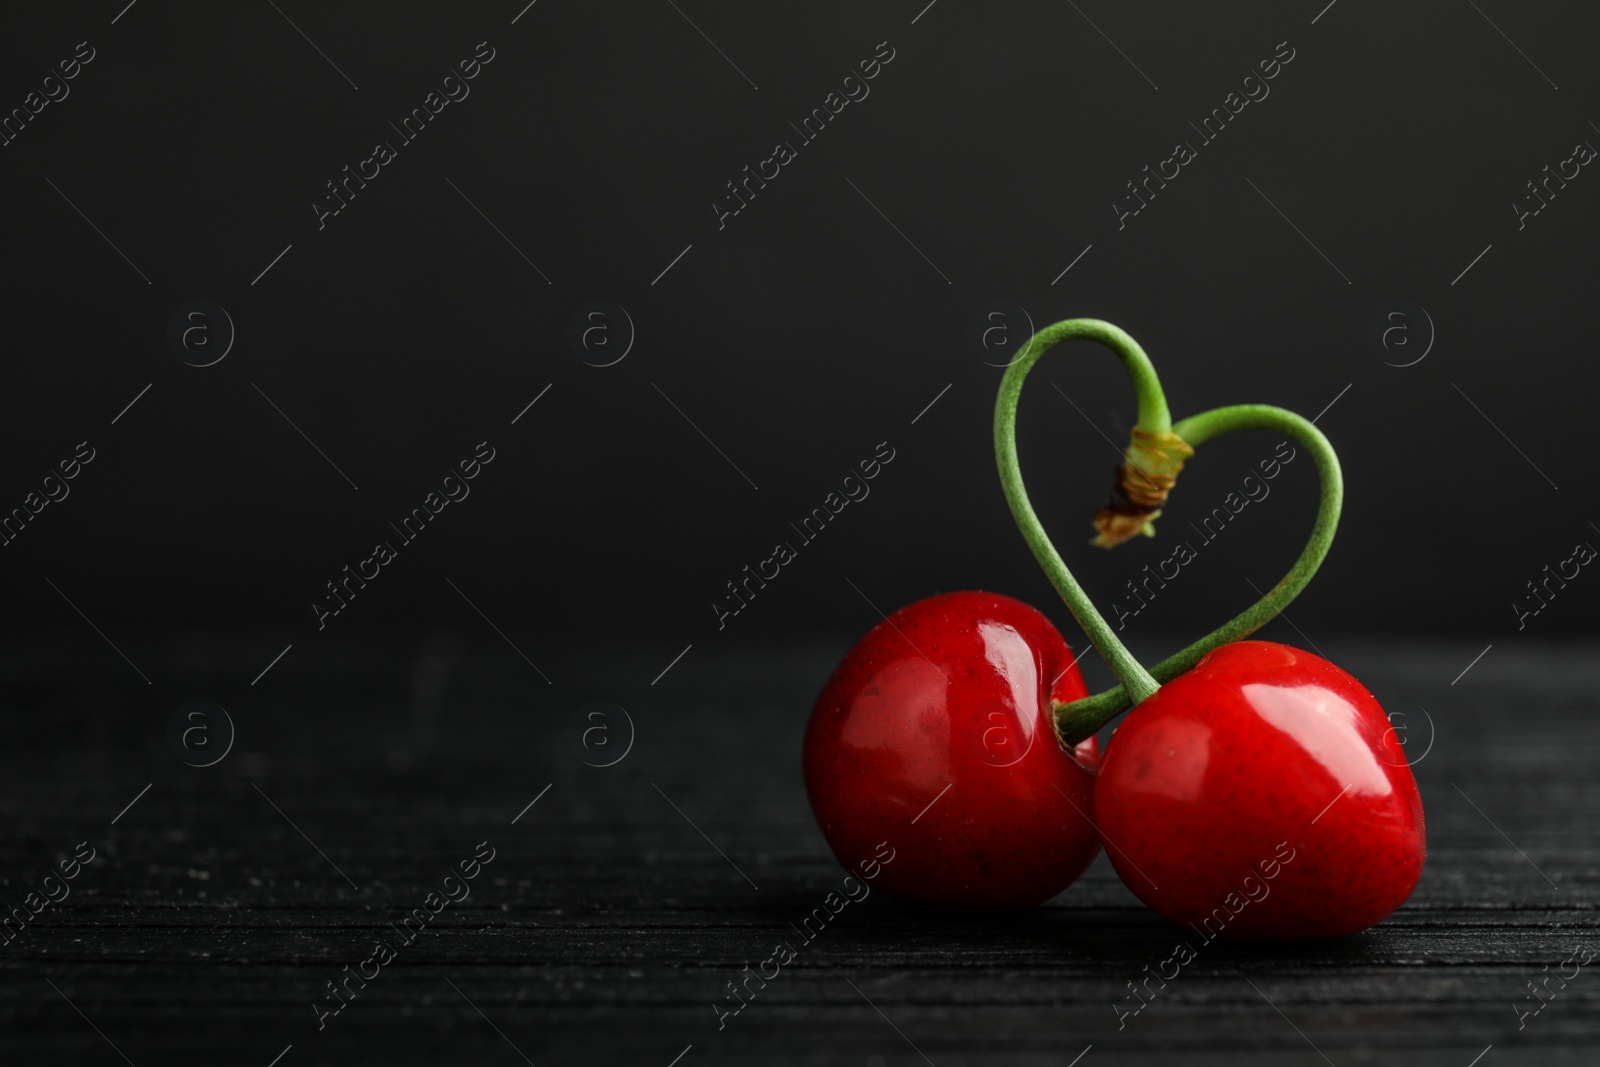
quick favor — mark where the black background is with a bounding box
[1,0,1596,661]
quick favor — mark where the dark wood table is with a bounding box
[0,634,1594,1065]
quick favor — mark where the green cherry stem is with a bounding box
[1052,403,1344,743]
[995,319,1171,705]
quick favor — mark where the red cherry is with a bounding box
[1093,640,1425,940]
[803,590,1102,911]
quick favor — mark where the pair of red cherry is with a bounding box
[803,320,1424,939]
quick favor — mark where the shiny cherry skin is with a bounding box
[803,590,1102,911]
[1093,640,1425,940]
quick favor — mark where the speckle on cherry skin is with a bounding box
[1093,640,1426,940]
[803,590,1102,912]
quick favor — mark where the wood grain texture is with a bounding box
[0,635,1595,1065]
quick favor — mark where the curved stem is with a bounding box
[1054,404,1343,743]
[995,319,1168,704]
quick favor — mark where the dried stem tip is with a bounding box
[1090,428,1194,548]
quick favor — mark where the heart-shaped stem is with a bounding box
[993,319,1345,744]
[995,319,1171,705]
